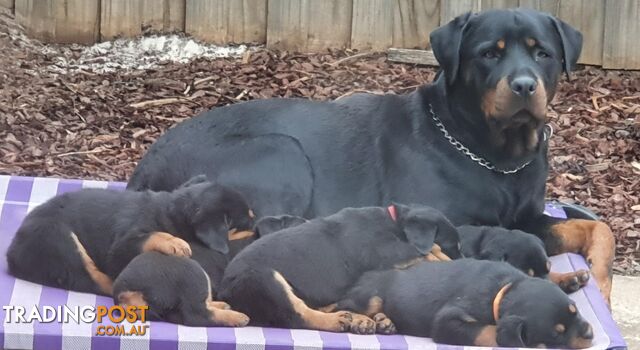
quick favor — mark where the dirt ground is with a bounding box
[1,10,638,274]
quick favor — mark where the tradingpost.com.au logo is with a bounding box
[3,305,149,336]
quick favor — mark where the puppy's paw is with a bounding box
[349,314,376,335]
[211,309,250,327]
[208,301,231,310]
[552,270,590,294]
[162,236,192,257]
[373,313,396,335]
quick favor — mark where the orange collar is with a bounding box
[387,205,397,221]
[492,283,512,322]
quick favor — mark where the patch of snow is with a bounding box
[48,35,252,74]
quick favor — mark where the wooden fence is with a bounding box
[1,0,639,69]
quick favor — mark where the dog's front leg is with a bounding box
[518,215,615,305]
[432,305,497,347]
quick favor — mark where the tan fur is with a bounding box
[206,301,250,326]
[142,231,192,257]
[117,291,147,320]
[228,230,255,241]
[526,37,537,47]
[497,39,506,49]
[365,296,383,316]
[473,325,498,347]
[70,232,113,295]
[555,323,566,333]
[551,220,615,305]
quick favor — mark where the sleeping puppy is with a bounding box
[336,260,594,348]
[113,247,249,327]
[228,215,308,258]
[458,225,590,292]
[218,204,462,334]
[7,175,254,296]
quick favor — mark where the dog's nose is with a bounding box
[510,76,537,96]
[581,323,594,340]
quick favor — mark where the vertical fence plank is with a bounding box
[440,0,479,23]
[186,0,266,44]
[351,0,393,50]
[101,0,185,40]
[0,0,14,12]
[518,0,559,14]
[140,0,185,32]
[603,0,640,69]
[392,0,440,49]
[15,0,99,44]
[557,0,604,66]
[266,0,310,50]
[482,0,518,10]
[306,0,352,51]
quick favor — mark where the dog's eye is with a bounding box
[482,50,499,59]
[536,50,550,59]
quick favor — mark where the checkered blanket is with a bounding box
[0,176,627,350]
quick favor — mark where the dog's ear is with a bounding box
[549,16,583,79]
[178,174,210,189]
[254,215,307,237]
[429,12,473,85]
[497,315,527,347]
[394,203,437,255]
[195,222,229,254]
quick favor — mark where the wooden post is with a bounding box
[603,0,640,69]
[14,0,99,44]
[101,0,185,41]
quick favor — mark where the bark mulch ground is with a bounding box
[1,10,638,274]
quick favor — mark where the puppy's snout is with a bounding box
[580,322,594,340]
[510,76,537,97]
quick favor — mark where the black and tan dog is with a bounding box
[336,260,594,348]
[458,225,590,293]
[127,9,614,304]
[6,175,255,296]
[218,204,462,333]
[113,248,249,327]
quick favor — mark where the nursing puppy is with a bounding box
[459,225,590,292]
[113,247,249,327]
[7,175,254,295]
[219,204,462,334]
[228,214,308,258]
[337,260,594,348]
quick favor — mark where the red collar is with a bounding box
[387,205,397,221]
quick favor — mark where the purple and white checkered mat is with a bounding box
[0,176,627,350]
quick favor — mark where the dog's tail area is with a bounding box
[69,232,113,295]
[7,222,112,295]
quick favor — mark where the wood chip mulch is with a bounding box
[1,10,638,274]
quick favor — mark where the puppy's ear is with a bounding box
[195,223,229,254]
[178,174,210,189]
[429,12,473,85]
[549,15,583,79]
[394,203,437,255]
[254,215,307,237]
[497,315,527,347]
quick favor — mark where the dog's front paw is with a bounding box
[373,313,396,335]
[551,270,589,294]
[349,314,376,334]
[143,232,192,257]
[210,308,250,327]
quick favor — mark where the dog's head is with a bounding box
[392,203,462,259]
[462,226,550,277]
[173,175,255,254]
[431,9,582,156]
[254,215,308,237]
[497,278,593,348]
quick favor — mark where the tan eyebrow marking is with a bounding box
[569,304,577,314]
[497,39,506,49]
[555,323,566,333]
[526,38,536,47]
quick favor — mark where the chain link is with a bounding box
[427,104,549,175]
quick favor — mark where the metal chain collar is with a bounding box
[427,104,551,175]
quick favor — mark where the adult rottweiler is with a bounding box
[127,9,614,303]
[336,260,594,348]
[218,204,462,333]
[7,175,254,295]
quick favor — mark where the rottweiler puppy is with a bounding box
[228,214,308,258]
[113,249,249,327]
[459,225,590,292]
[7,175,254,296]
[336,260,594,348]
[127,9,616,304]
[218,204,462,334]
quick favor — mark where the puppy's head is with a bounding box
[392,203,462,259]
[471,227,550,278]
[431,9,582,156]
[173,175,255,254]
[254,215,308,237]
[498,278,593,348]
